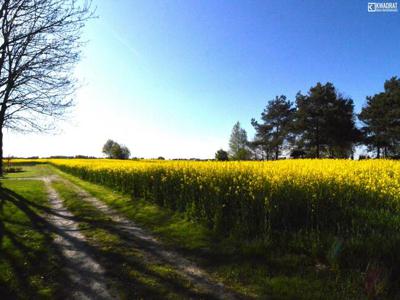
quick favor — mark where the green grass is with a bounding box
[0,179,66,299]
[3,164,53,179]
[50,164,367,299]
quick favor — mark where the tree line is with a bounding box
[217,77,400,160]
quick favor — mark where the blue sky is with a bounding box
[5,0,400,158]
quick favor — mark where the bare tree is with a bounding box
[0,0,92,175]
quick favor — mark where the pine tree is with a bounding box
[359,76,400,158]
[251,95,294,159]
[293,82,359,158]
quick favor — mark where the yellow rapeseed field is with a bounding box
[34,158,399,239]
[10,158,400,280]
[45,158,400,201]
[11,158,399,239]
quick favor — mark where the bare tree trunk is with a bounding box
[0,127,3,177]
[377,147,380,159]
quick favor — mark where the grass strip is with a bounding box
[0,179,67,299]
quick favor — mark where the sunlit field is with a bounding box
[8,158,400,297]
[47,159,400,236]
[2,0,399,298]
[19,158,400,237]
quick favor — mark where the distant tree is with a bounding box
[359,76,400,158]
[157,156,165,160]
[293,82,359,158]
[0,0,92,176]
[252,95,294,160]
[229,122,250,160]
[102,139,115,157]
[117,145,130,160]
[75,155,96,159]
[102,139,130,159]
[215,149,229,161]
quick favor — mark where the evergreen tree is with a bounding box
[293,82,359,158]
[252,95,294,160]
[359,76,400,158]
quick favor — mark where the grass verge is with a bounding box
[0,179,66,299]
[3,164,53,179]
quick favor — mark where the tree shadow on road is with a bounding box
[52,181,247,299]
[0,186,71,299]
[1,183,237,299]
[60,210,228,299]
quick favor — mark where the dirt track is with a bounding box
[40,174,237,299]
[44,177,117,300]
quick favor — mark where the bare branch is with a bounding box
[0,0,92,132]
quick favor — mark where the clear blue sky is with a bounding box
[5,0,400,158]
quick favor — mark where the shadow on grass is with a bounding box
[0,186,70,299]
[57,206,232,299]
[1,184,236,299]
[7,161,44,167]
